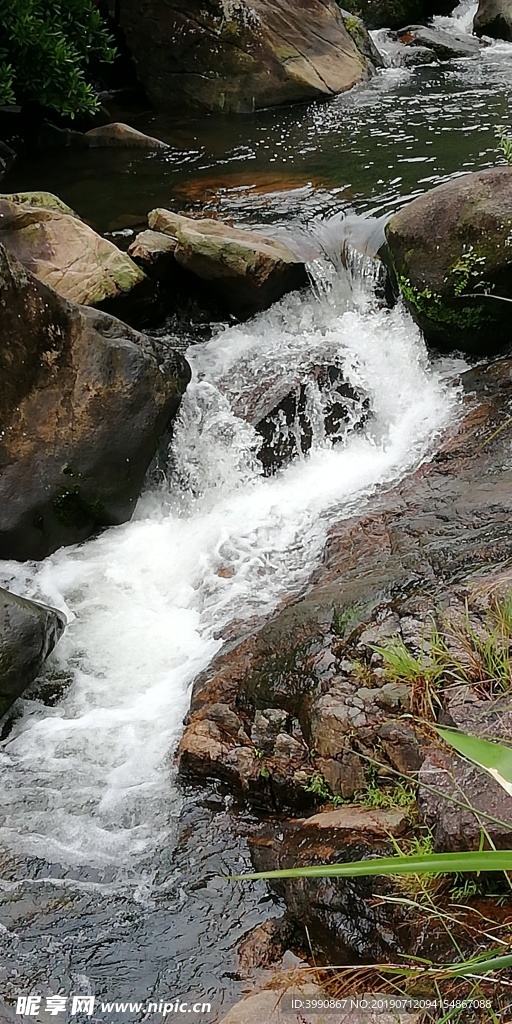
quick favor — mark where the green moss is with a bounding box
[343,14,367,48]
[398,275,491,331]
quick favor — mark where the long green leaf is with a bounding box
[437,725,512,797]
[231,848,512,881]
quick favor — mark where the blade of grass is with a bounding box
[437,726,512,797]
[231,848,512,881]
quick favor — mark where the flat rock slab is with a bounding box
[0,191,145,308]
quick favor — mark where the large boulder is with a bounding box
[0,191,147,317]
[473,0,512,39]
[385,166,512,353]
[115,0,375,116]
[0,244,190,560]
[0,587,66,717]
[146,210,308,318]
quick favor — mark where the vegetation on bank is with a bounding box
[0,0,116,117]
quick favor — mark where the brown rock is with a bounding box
[316,755,366,799]
[147,209,308,318]
[116,0,374,116]
[128,229,178,281]
[0,244,190,560]
[419,698,512,851]
[0,191,146,312]
[84,123,168,149]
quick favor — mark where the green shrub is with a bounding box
[0,0,116,117]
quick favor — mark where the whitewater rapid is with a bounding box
[0,253,461,872]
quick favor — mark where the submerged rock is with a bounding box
[0,191,148,317]
[84,123,168,149]
[473,0,512,39]
[252,364,369,474]
[385,166,512,352]
[0,245,190,560]
[115,0,375,116]
[147,209,308,318]
[249,806,412,960]
[0,587,66,718]
[395,24,482,57]
[398,44,439,64]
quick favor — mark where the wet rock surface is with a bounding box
[473,0,512,39]
[395,24,482,58]
[0,587,66,718]
[420,699,512,851]
[178,349,512,961]
[385,166,512,353]
[115,0,375,116]
[178,352,512,805]
[0,244,190,560]
[253,364,369,473]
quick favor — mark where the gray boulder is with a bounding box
[0,587,66,717]
[396,24,482,57]
[473,0,512,39]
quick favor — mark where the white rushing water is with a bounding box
[0,250,462,872]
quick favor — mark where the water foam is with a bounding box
[0,255,461,870]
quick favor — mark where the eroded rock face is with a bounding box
[147,209,308,318]
[115,0,374,116]
[385,166,512,352]
[0,191,147,315]
[0,245,190,560]
[0,588,66,717]
[474,0,512,39]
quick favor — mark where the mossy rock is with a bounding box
[385,166,512,353]
[0,191,80,218]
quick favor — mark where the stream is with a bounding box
[1,3,512,1021]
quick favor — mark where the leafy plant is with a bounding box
[497,127,512,165]
[0,0,116,117]
[360,776,417,816]
[303,770,342,805]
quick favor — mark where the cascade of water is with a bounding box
[0,236,461,873]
